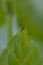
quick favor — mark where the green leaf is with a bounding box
[0,28,42,65]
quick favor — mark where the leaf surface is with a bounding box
[0,28,42,65]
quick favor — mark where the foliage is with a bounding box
[0,0,43,64]
[0,28,42,65]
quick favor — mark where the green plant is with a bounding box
[0,28,43,65]
[0,0,43,65]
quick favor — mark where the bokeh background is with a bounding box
[0,0,43,61]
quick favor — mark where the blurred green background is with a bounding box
[0,0,43,59]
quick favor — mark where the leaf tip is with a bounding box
[20,26,24,32]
